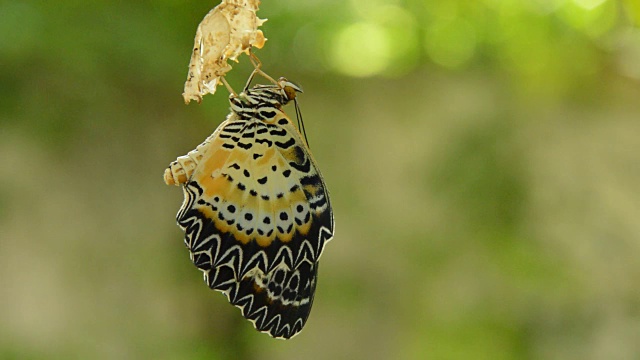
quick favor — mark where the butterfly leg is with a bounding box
[244,51,278,92]
[220,77,238,97]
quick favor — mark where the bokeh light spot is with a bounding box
[424,18,477,69]
[561,0,617,38]
[572,0,608,10]
[330,22,391,77]
[370,5,420,76]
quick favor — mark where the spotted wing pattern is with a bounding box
[164,79,334,339]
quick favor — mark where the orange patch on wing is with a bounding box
[288,188,308,203]
[255,233,274,247]
[230,228,252,244]
[203,140,230,169]
[197,173,230,198]
[297,221,312,236]
[278,230,294,243]
[227,147,250,164]
[256,148,276,166]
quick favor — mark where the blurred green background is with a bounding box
[1,0,640,359]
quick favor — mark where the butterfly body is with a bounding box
[165,79,334,339]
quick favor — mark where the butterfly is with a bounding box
[164,71,334,339]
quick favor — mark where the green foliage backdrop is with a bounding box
[1,1,639,359]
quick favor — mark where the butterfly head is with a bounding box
[278,77,303,103]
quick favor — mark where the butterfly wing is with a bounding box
[175,110,334,339]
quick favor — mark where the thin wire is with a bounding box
[294,98,310,148]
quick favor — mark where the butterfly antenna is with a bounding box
[294,98,310,148]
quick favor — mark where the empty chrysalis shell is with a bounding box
[183,0,267,104]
